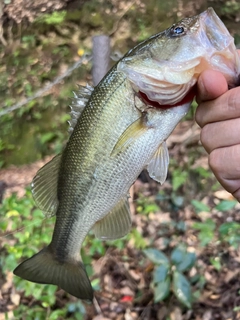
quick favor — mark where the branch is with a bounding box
[0,54,92,117]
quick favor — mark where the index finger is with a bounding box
[196,86,240,127]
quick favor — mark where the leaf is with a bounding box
[210,257,221,271]
[192,219,216,246]
[171,194,184,208]
[193,219,215,231]
[191,200,210,213]
[91,278,100,290]
[215,200,237,212]
[171,246,196,272]
[178,254,196,272]
[154,276,171,302]
[219,222,240,249]
[40,132,56,144]
[173,271,192,309]
[144,248,169,265]
[219,222,240,236]
[171,246,185,266]
[172,169,188,191]
[153,264,170,283]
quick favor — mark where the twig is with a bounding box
[0,0,7,46]
[109,0,137,36]
[0,54,92,117]
[93,296,102,314]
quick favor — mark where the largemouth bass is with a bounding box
[14,8,240,300]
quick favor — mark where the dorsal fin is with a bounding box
[69,84,94,134]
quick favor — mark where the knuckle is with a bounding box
[226,88,240,113]
[195,107,202,127]
[200,124,211,151]
[209,149,222,173]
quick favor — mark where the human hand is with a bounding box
[195,69,240,202]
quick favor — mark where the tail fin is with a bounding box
[13,247,93,301]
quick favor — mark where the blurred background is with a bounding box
[0,1,240,319]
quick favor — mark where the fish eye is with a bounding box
[170,25,185,37]
[174,26,184,34]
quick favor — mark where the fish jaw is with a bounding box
[197,7,240,87]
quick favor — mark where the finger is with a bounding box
[233,187,240,202]
[209,145,240,200]
[200,118,240,153]
[196,70,228,103]
[196,87,240,128]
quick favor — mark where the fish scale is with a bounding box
[14,8,240,301]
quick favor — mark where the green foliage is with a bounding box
[193,218,240,249]
[144,245,196,308]
[0,190,86,319]
[144,248,169,265]
[11,300,85,320]
[220,0,240,16]
[172,271,192,309]
[215,200,237,212]
[136,18,152,41]
[191,198,239,248]
[128,228,147,249]
[172,169,188,191]
[192,219,216,246]
[136,196,160,215]
[219,222,240,249]
[171,246,196,272]
[209,257,221,271]
[36,11,67,25]
[191,200,210,213]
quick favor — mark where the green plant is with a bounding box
[136,196,160,215]
[0,190,86,319]
[191,199,238,247]
[172,169,188,191]
[221,0,240,16]
[35,11,67,25]
[219,222,240,249]
[144,245,196,308]
[192,218,216,246]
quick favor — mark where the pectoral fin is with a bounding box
[147,141,169,184]
[31,154,61,217]
[93,197,131,240]
[111,117,148,156]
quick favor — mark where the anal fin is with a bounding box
[93,197,132,240]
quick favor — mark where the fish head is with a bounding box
[117,7,240,108]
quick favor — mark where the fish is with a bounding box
[14,7,240,301]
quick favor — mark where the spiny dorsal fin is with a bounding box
[31,154,61,217]
[93,197,131,240]
[69,84,94,134]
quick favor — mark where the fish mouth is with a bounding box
[136,85,197,110]
[198,7,240,86]
[199,8,232,51]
